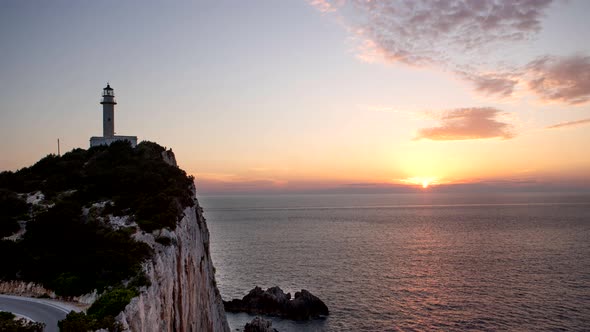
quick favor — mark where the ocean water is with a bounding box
[199,193,590,331]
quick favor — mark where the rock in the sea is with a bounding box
[224,286,329,320]
[290,290,330,320]
[244,316,278,332]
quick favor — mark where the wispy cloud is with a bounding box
[526,55,590,104]
[346,0,554,67]
[415,107,515,141]
[307,0,338,13]
[459,55,590,103]
[308,0,590,105]
[457,70,519,97]
[546,118,590,129]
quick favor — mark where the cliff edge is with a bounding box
[118,186,229,332]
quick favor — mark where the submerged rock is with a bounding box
[244,316,278,332]
[224,286,329,320]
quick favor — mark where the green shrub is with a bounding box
[127,272,151,289]
[0,189,28,237]
[0,311,45,332]
[155,236,172,246]
[52,273,85,297]
[0,312,14,320]
[59,310,123,332]
[87,287,138,319]
[58,311,97,332]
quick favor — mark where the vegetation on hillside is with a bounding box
[0,141,196,330]
[0,311,44,332]
[0,189,27,238]
[58,286,138,332]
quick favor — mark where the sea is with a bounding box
[198,192,590,331]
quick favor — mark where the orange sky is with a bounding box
[1,1,589,193]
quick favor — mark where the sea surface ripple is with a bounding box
[200,193,590,331]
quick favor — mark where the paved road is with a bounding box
[0,295,78,332]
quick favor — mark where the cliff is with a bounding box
[117,149,229,331]
[0,141,230,331]
[117,188,229,332]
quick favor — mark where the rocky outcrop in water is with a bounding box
[224,286,329,320]
[115,191,229,332]
[244,316,278,332]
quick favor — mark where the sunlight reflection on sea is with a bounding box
[201,193,590,331]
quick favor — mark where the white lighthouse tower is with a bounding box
[101,83,116,137]
[90,84,138,147]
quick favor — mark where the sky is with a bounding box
[1,0,589,194]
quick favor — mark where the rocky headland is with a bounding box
[0,142,230,331]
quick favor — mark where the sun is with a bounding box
[399,176,437,189]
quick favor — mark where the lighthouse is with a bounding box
[90,84,138,148]
[101,83,116,137]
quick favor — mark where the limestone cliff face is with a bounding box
[117,193,229,332]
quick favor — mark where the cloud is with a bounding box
[458,70,519,97]
[307,0,590,104]
[346,0,554,66]
[307,0,338,13]
[459,54,590,103]
[546,117,590,129]
[415,107,515,140]
[526,55,590,104]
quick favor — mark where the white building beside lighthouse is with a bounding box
[90,84,138,148]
